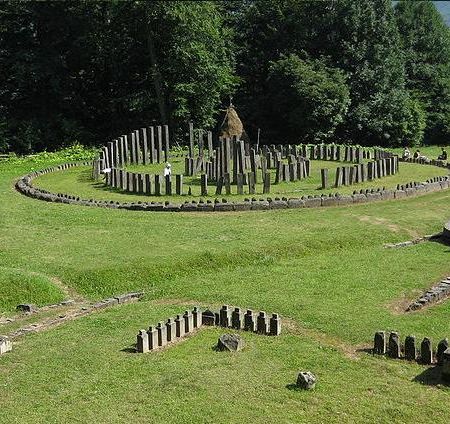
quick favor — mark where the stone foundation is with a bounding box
[136,305,282,353]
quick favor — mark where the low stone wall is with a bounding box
[401,157,450,169]
[373,331,449,365]
[136,305,281,353]
[407,276,450,311]
[15,161,450,212]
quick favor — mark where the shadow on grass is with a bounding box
[429,234,450,252]
[285,383,315,392]
[412,365,447,386]
[355,347,373,355]
[121,345,137,354]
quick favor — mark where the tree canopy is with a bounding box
[0,0,448,153]
[395,0,450,145]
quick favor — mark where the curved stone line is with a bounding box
[96,134,400,196]
[15,161,450,212]
[406,276,450,312]
[384,234,437,249]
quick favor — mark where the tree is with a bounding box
[232,0,307,139]
[299,0,424,146]
[395,0,450,144]
[233,0,423,146]
[143,1,238,130]
[0,1,237,153]
[266,54,350,143]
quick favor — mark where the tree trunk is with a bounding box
[147,28,168,125]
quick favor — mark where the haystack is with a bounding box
[219,105,249,142]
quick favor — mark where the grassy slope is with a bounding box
[1,153,450,423]
[0,268,64,311]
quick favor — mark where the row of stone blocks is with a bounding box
[333,157,399,188]
[198,142,388,164]
[178,137,380,166]
[16,163,450,213]
[407,277,450,311]
[105,169,184,196]
[101,125,170,169]
[320,157,400,189]
[259,143,371,163]
[259,142,383,163]
[105,168,272,197]
[189,142,380,181]
[189,142,384,184]
[373,331,450,368]
[402,157,450,169]
[0,336,12,355]
[136,306,282,353]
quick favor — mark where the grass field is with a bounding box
[1,147,450,423]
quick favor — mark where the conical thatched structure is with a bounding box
[219,105,249,142]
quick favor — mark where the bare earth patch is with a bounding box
[358,215,421,238]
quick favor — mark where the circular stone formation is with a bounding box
[96,131,400,199]
[15,161,450,213]
[444,221,450,242]
[13,122,450,212]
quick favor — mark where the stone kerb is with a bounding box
[135,305,282,353]
[406,275,450,311]
[15,161,450,213]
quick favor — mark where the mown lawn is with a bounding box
[0,153,450,423]
[1,301,450,424]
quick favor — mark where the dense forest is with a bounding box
[1,0,449,153]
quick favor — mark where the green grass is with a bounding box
[0,268,64,312]
[392,145,450,160]
[1,302,449,424]
[1,152,450,422]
